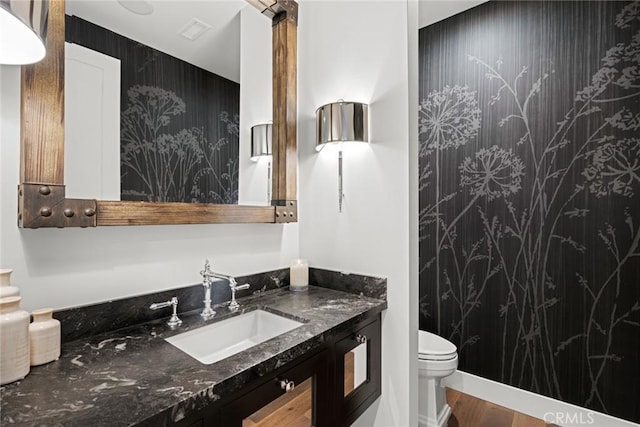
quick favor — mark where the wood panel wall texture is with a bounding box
[66,16,240,204]
[418,1,640,422]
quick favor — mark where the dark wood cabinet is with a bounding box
[219,348,331,427]
[333,314,382,427]
[170,313,381,427]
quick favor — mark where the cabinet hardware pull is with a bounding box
[279,379,295,392]
[355,334,367,344]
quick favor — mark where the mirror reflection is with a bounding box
[63,0,264,204]
[344,342,368,396]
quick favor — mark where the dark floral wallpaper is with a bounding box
[419,1,640,422]
[67,16,239,204]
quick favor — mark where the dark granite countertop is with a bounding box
[0,286,386,426]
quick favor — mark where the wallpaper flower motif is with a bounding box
[419,85,481,154]
[459,146,524,201]
[190,111,240,205]
[121,85,238,203]
[583,138,640,197]
[419,1,640,421]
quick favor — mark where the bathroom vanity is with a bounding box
[0,280,385,426]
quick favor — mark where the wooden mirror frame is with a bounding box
[18,0,298,228]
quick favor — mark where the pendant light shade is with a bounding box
[0,0,48,65]
[251,123,272,161]
[316,101,368,151]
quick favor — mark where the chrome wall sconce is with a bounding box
[251,123,273,202]
[315,101,369,212]
[0,0,49,65]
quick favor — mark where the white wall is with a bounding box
[238,6,273,206]
[65,42,121,200]
[0,10,296,311]
[297,1,416,426]
[408,2,420,426]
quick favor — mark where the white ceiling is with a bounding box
[65,0,489,82]
[65,0,261,83]
[418,0,489,28]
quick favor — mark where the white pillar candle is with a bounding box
[290,259,309,291]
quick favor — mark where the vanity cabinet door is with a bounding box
[219,348,333,427]
[170,408,219,427]
[334,314,381,427]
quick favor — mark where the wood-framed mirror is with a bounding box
[18,0,298,228]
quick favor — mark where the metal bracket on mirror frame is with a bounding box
[18,184,97,228]
[274,200,297,223]
[247,0,298,23]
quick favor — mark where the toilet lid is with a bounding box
[419,331,457,360]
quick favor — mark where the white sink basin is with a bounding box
[165,309,303,365]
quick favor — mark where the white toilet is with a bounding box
[418,330,458,427]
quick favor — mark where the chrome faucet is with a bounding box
[200,260,250,314]
[200,260,216,319]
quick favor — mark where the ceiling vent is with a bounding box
[178,18,212,41]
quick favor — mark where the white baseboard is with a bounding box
[442,370,639,427]
[418,404,451,427]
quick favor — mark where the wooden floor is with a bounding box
[446,388,557,427]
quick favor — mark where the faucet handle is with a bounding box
[229,283,251,312]
[150,296,182,327]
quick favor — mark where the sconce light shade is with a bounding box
[0,0,48,65]
[251,123,272,161]
[315,101,369,212]
[316,101,368,151]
